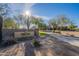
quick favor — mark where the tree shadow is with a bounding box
[48,35,79,56]
[24,42,35,56]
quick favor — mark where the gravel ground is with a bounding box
[0,33,79,56]
[0,43,25,56]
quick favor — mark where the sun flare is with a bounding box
[25,10,31,16]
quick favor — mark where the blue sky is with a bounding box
[9,3,79,27]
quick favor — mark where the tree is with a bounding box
[14,14,32,30]
[0,4,10,43]
[25,16,31,30]
[0,16,3,42]
[3,17,17,29]
[31,16,46,30]
[57,15,70,30]
[68,22,77,31]
[48,19,57,31]
[49,15,71,31]
[0,4,9,16]
[14,15,25,29]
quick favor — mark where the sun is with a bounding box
[25,10,31,16]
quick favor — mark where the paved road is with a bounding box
[46,32,79,47]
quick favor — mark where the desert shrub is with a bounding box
[32,39,41,47]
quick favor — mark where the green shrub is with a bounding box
[39,31,46,37]
[32,39,41,47]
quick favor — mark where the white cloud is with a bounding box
[33,15,50,20]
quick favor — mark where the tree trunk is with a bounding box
[0,15,3,43]
[34,29,39,41]
[27,17,30,31]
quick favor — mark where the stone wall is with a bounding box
[2,29,32,40]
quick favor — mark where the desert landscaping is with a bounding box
[0,3,79,56]
[0,29,79,56]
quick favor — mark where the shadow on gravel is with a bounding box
[23,34,79,56]
[24,42,35,56]
[16,37,33,42]
[0,40,17,49]
[0,34,79,56]
[48,34,79,56]
[0,37,33,49]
